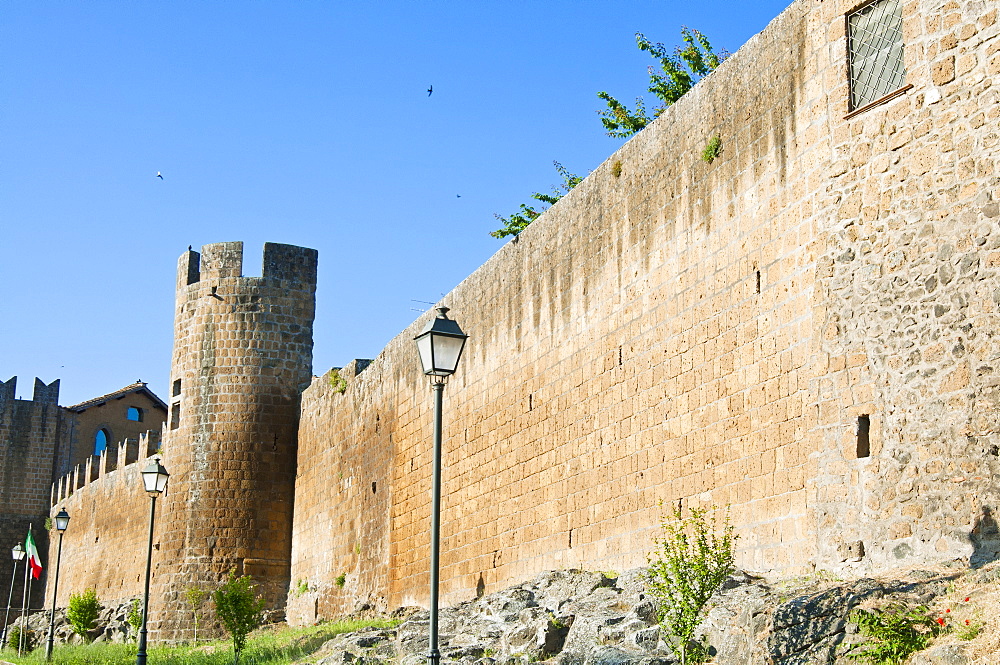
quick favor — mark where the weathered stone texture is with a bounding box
[289,0,1000,620]
[42,460,153,609]
[811,0,1000,572]
[0,378,64,618]
[151,241,317,641]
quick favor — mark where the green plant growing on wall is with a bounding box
[611,160,623,178]
[127,599,142,642]
[843,604,944,664]
[66,588,104,641]
[185,585,208,643]
[329,369,347,394]
[335,573,347,588]
[647,504,737,665]
[701,136,722,163]
[491,162,583,239]
[293,579,311,597]
[598,28,728,138]
[214,571,265,665]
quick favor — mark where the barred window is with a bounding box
[847,0,906,111]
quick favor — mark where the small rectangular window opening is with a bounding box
[170,404,180,430]
[172,379,182,397]
[857,415,871,458]
[847,0,906,112]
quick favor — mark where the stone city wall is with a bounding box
[289,0,1000,620]
[43,435,161,609]
[810,0,1000,571]
[0,378,64,618]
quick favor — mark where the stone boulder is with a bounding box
[300,566,987,665]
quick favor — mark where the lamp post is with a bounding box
[45,509,70,661]
[2,544,25,648]
[413,306,468,665]
[136,457,168,665]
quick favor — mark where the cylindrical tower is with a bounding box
[151,241,317,641]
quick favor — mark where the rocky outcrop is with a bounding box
[18,597,139,646]
[301,567,983,665]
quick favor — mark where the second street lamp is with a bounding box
[136,457,168,665]
[2,544,25,648]
[413,306,468,665]
[45,508,70,661]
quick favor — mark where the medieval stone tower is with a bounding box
[151,241,317,640]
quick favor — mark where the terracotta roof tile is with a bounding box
[65,381,167,413]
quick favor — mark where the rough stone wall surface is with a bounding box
[288,359,392,623]
[811,0,1000,573]
[290,0,1000,620]
[0,378,64,617]
[151,241,317,641]
[42,460,153,610]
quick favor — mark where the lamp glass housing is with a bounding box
[414,307,468,376]
[141,458,170,496]
[12,543,24,561]
[54,508,70,532]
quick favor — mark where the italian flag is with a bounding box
[26,530,42,579]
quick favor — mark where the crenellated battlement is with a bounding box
[50,429,161,506]
[176,241,318,293]
[33,378,60,405]
[0,376,60,404]
[0,376,15,402]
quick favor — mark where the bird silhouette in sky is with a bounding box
[156,171,163,179]
[427,85,433,97]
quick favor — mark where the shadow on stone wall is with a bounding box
[970,506,1000,568]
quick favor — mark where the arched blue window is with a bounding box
[94,429,110,456]
[127,407,143,422]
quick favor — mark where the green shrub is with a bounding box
[7,624,38,651]
[598,28,728,138]
[335,573,346,588]
[213,571,265,664]
[185,586,208,643]
[127,598,142,641]
[66,588,103,641]
[491,162,582,239]
[844,604,944,665]
[647,504,737,665]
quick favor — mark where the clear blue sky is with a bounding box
[1,0,791,406]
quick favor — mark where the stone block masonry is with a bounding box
[151,242,317,642]
[288,0,1000,619]
[0,377,65,620]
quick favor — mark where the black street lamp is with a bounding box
[2,544,25,648]
[136,457,169,665]
[413,306,468,665]
[45,508,70,661]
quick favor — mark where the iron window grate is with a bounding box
[847,0,906,110]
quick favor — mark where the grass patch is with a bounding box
[0,618,398,665]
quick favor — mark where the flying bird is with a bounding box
[456,194,461,198]
[156,171,164,179]
[427,85,433,97]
